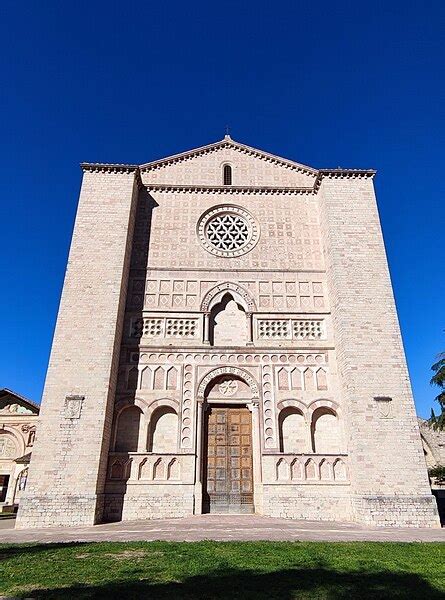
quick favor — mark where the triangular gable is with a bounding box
[140,136,318,188]
[0,389,39,415]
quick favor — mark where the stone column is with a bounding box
[5,470,17,506]
[249,400,263,514]
[306,414,313,453]
[194,399,205,514]
[129,455,141,481]
[137,411,148,453]
[203,313,210,345]
[246,313,254,346]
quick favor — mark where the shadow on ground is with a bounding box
[0,542,443,600]
[18,569,445,600]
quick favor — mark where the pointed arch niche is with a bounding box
[210,292,247,346]
[201,282,256,346]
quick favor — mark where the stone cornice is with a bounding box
[80,163,144,188]
[318,169,376,179]
[139,136,318,176]
[80,162,139,174]
[144,184,316,195]
[311,169,376,193]
[80,150,376,195]
[143,168,376,195]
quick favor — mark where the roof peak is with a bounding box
[0,388,40,411]
[138,136,318,174]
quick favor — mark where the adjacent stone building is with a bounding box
[17,136,440,528]
[419,418,445,524]
[0,389,38,512]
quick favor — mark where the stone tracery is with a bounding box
[206,213,249,251]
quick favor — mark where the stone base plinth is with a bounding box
[352,494,441,528]
[16,493,103,529]
[262,485,353,522]
[104,486,195,522]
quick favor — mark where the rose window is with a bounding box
[197,205,260,257]
[206,214,249,251]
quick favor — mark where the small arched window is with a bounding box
[223,164,232,185]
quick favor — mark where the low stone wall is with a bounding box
[351,495,440,528]
[16,494,100,528]
[104,484,195,522]
[262,485,353,522]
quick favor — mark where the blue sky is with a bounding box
[0,1,444,417]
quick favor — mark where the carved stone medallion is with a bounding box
[218,379,239,396]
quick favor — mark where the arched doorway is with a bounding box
[203,403,253,514]
[198,369,259,514]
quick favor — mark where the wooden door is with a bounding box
[203,406,254,513]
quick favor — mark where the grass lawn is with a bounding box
[0,541,444,599]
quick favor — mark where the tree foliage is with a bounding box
[428,465,445,483]
[429,352,445,430]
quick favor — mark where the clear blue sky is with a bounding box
[1,1,444,417]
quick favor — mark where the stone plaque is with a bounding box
[64,395,84,419]
[374,396,393,419]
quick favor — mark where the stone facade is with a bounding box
[16,136,440,528]
[419,419,444,485]
[0,389,39,511]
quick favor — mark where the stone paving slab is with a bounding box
[0,515,444,544]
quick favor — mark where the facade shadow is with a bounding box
[0,552,442,600]
[102,189,156,523]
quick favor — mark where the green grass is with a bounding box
[0,541,444,599]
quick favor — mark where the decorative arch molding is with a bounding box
[115,396,149,418]
[307,398,340,418]
[197,366,259,399]
[145,397,180,420]
[220,159,233,168]
[0,425,26,457]
[277,399,308,417]
[201,282,256,313]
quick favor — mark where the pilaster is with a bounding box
[16,168,139,528]
[318,175,439,526]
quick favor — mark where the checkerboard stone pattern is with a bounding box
[16,137,440,528]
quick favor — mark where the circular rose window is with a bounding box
[197,205,259,257]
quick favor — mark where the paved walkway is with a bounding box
[1,515,444,543]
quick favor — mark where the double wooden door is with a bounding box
[203,406,254,513]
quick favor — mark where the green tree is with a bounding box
[429,351,445,430]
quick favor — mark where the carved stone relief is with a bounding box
[64,395,84,419]
[143,277,325,312]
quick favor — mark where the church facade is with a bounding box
[0,389,38,512]
[17,136,440,528]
